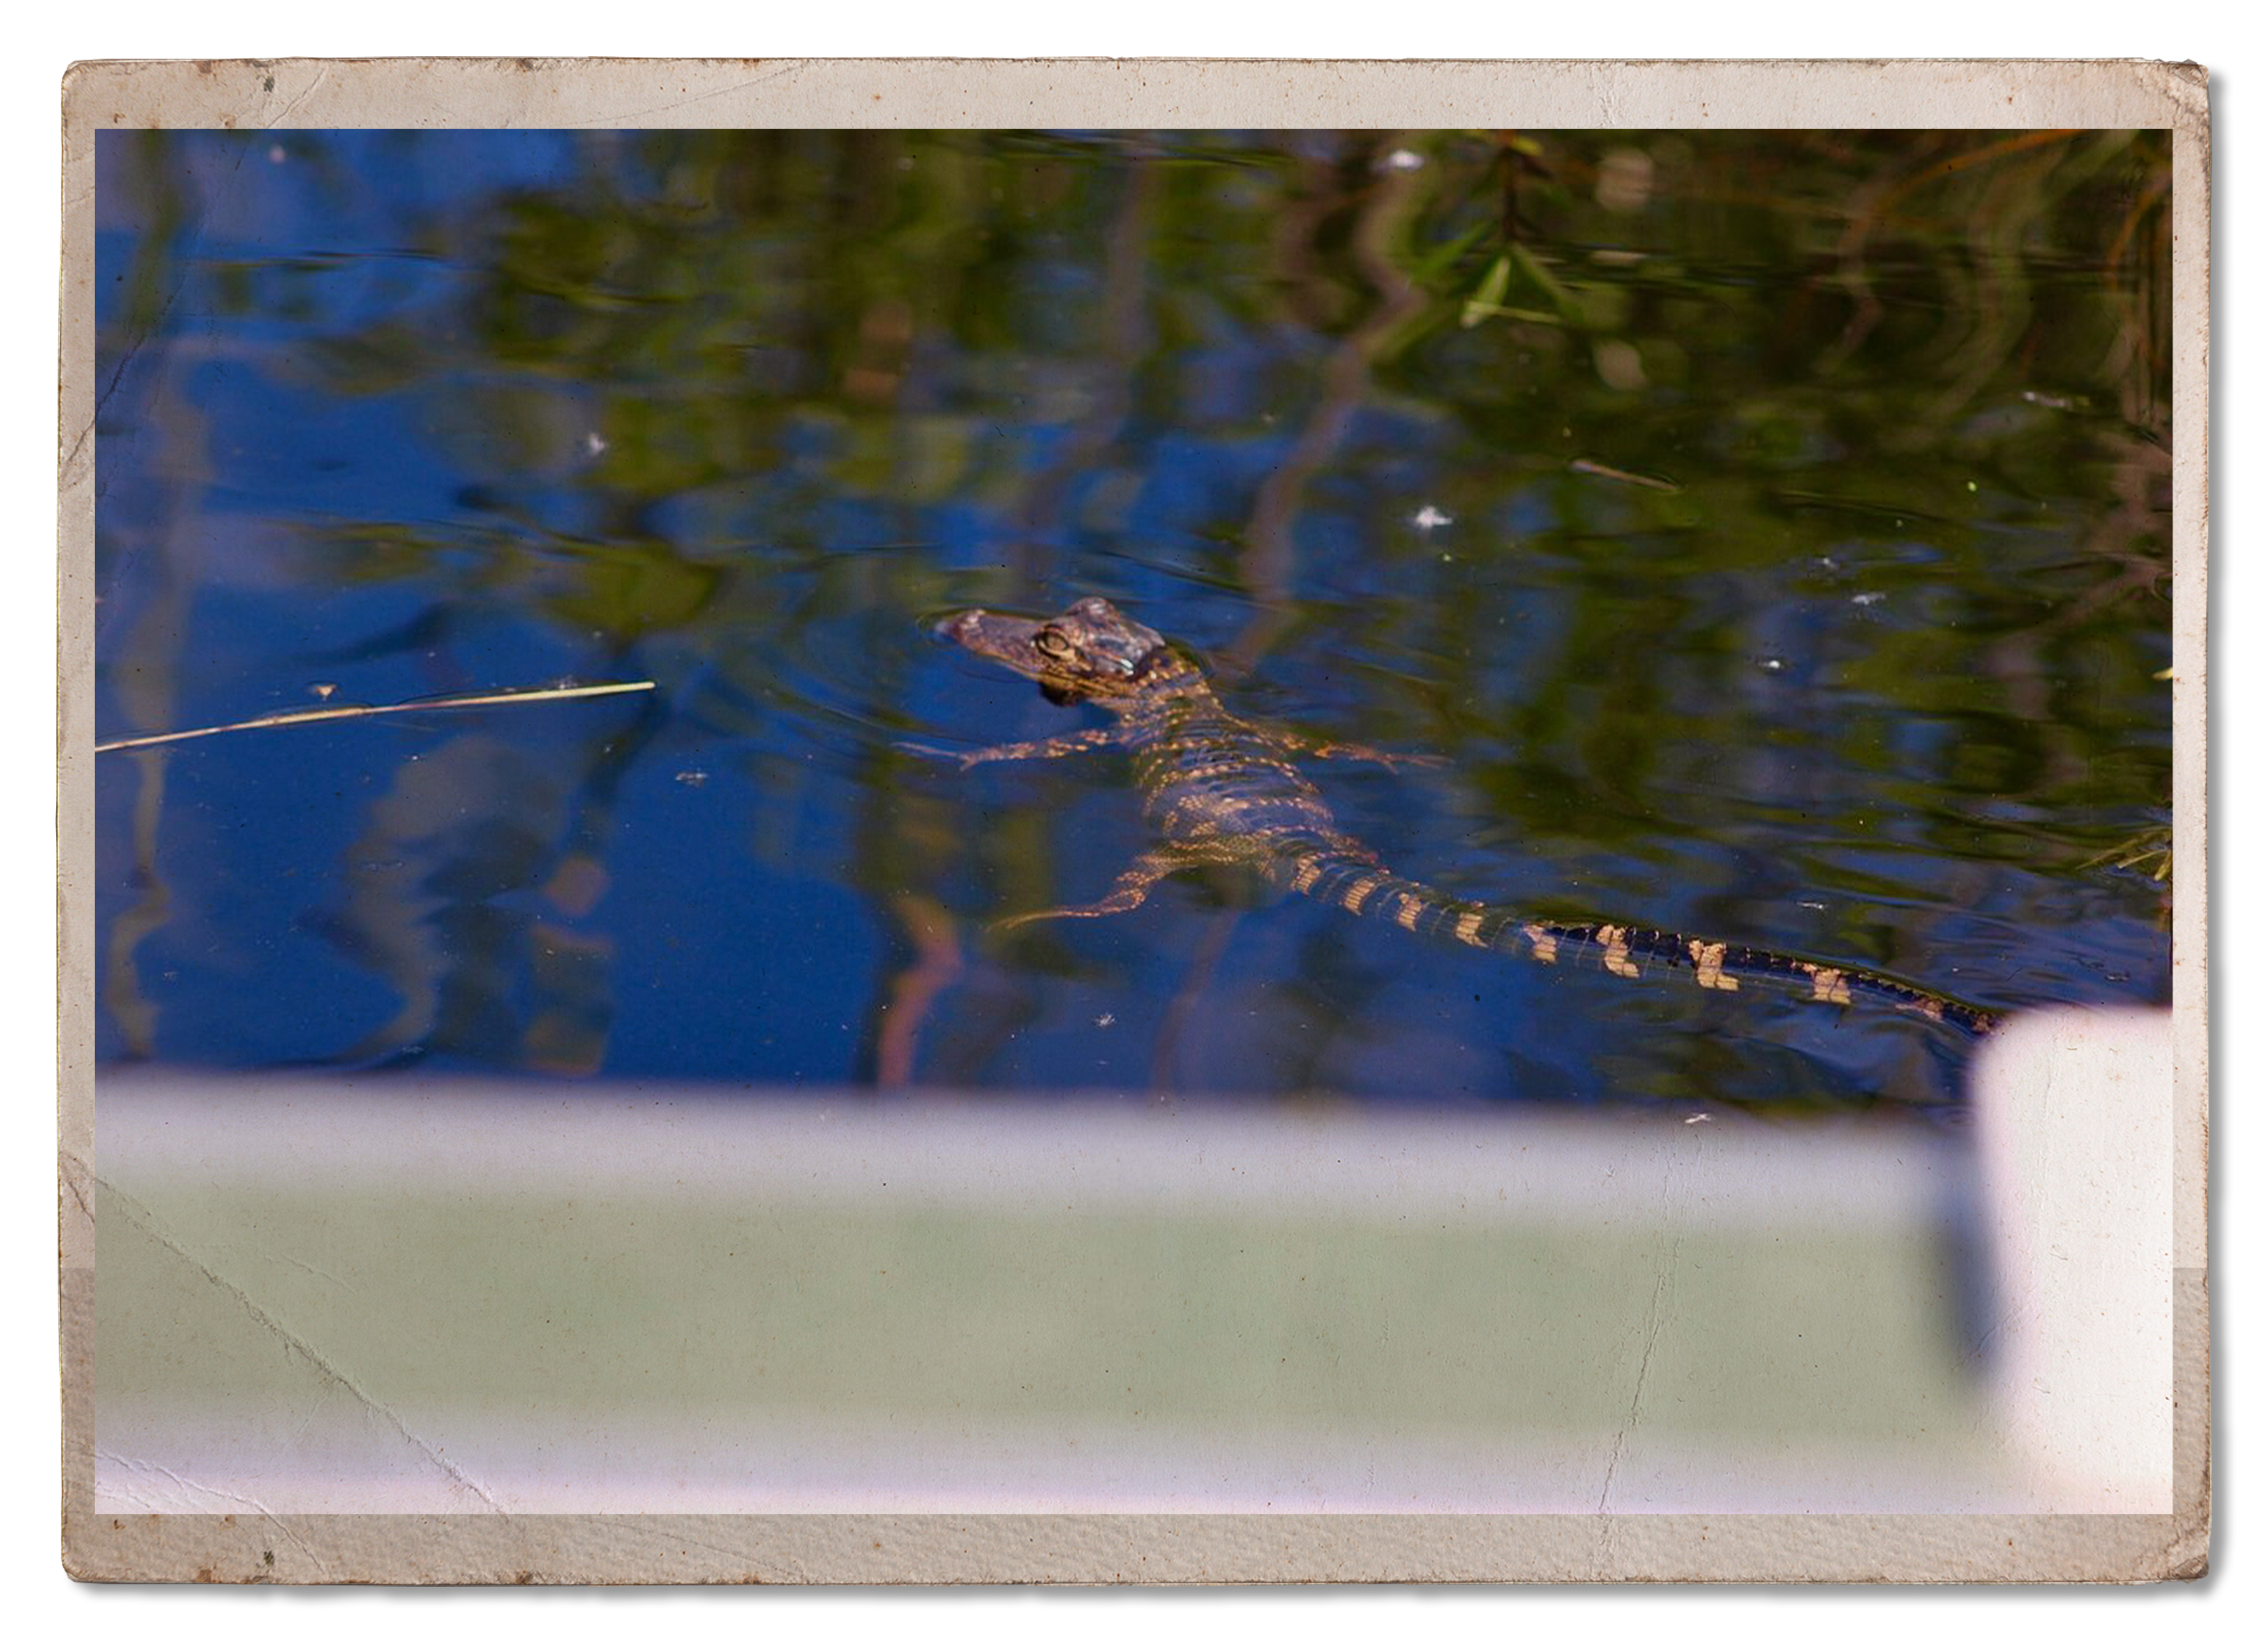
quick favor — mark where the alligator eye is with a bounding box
[1033,627,1072,658]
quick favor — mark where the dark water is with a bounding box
[92,129,2173,1116]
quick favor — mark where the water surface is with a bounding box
[92,129,2175,1116]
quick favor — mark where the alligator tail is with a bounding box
[1268,847,2001,1038]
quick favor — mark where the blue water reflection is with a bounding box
[92,129,2174,1114]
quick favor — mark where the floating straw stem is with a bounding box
[95,679,656,753]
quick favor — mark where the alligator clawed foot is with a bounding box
[1308,740,1449,771]
[895,739,975,768]
[988,902,1130,934]
[987,853,1181,934]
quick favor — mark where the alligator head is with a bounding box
[937,596,1176,703]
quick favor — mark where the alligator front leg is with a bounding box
[898,726,1128,768]
[952,726,1127,768]
[991,848,1195,931]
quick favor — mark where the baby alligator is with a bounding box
[935,596,2001,1038]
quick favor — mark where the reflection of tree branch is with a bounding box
[2105,167,2171,281]
[906,963,1042,1090]
[1148,906,1242,1094]
[1226,141,1431,677]
[100,269,215,1058]
[875,894,963,1089]
[1815,137,1944,376]
[330,734,570,1065]
[523,918,616,1076]
[864,152,1163,1084]
[519,683,671,1076]
[1003,145,1159,589]
[103,750,172,1058]
[1819,132,2087,385]
[1975,426,2170,799]
[1923,153,2057,423]
[2103,169,2172,431]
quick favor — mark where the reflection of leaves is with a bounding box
[299,321,445,397]
[286,127,2173,636]
[1460,243,1583,329]
[103,129,2174,1086]
[1416,130,2171,448]
[544,539,722,637]
[300,130,2168,867]
[2081,825,2173,884]
[1460,252,1515,327]
[305,521,722,647]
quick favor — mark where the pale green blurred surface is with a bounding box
[91,1076,2011,1515]
[98,1182,1970,1439]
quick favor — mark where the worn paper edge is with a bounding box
[55,55,2211,1585]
